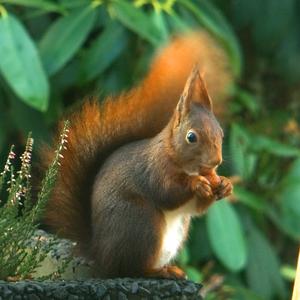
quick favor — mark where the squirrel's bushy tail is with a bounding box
[41,31,233,248]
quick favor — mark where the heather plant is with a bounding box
[0,122,69,280]
[0,0,299,298]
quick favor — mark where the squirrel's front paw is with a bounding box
[213,176,233,200]
[190,175,214,200]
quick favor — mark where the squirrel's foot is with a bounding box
[213,176,233,200]
[146,265,186,279]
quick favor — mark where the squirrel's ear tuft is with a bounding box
[175,65,213,126]
[177,65,213,115]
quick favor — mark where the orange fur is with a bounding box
[40,31,233,248]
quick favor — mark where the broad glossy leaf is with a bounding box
[39,5,96,75]
[275,160,300,240]
[178,0,242,77]
[246,225,286,300]
[80,21,128,82]
[0,13,49,111]
[2,0,65,12]
[150,10,169,42]
[206,201,247,272]
[110,0,162,46]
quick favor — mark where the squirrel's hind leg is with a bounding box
[91,195,167,278]
[145,265,186,279]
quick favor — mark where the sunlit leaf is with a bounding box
[185,266,203,282]
[281,265,296,281]
[150,10,169,42]
[0,13,49,111]
[207,201,247,272]
[110,0,163,46]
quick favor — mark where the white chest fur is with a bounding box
[155,198,199,268]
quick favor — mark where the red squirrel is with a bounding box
[40,31,233,278]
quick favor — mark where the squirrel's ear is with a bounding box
[175,66,213,126]
[176,65,213,116]
[193,69,213,111]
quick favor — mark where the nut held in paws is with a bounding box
[205,173,221,189]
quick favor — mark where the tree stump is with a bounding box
[0,278,202,299]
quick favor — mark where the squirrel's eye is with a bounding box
[186,130,198,144]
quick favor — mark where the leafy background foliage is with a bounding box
[0,0,299,299]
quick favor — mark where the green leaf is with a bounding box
[177,246,189,266]
[284,157,300,182]
[1,0,65,13]
[252,0,294,54]
[150,10,169,43]
[39,5,96,75]
[275,26,300,84]
[235,88,261,114]
[206,201,247,272]
[274,160,300,240]
[187,218,212,264]
[166,10,190,32]
[178,0,242,77]
[229,124,256,179]
[185,266,203,282]
[80,21,128,82]
[57,0,88,9]
[110,0,163,46]
[0,13,49,111]
[246,225,286,300]
[281,265,296,281]
[251,135,300,157]
[279,185,300,240]
[10,95,49,141]
[233,287,265,300]
[234,186,266,211]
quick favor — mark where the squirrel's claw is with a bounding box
[214,176,233,200]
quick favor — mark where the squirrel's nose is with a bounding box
[209,157,222,168]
